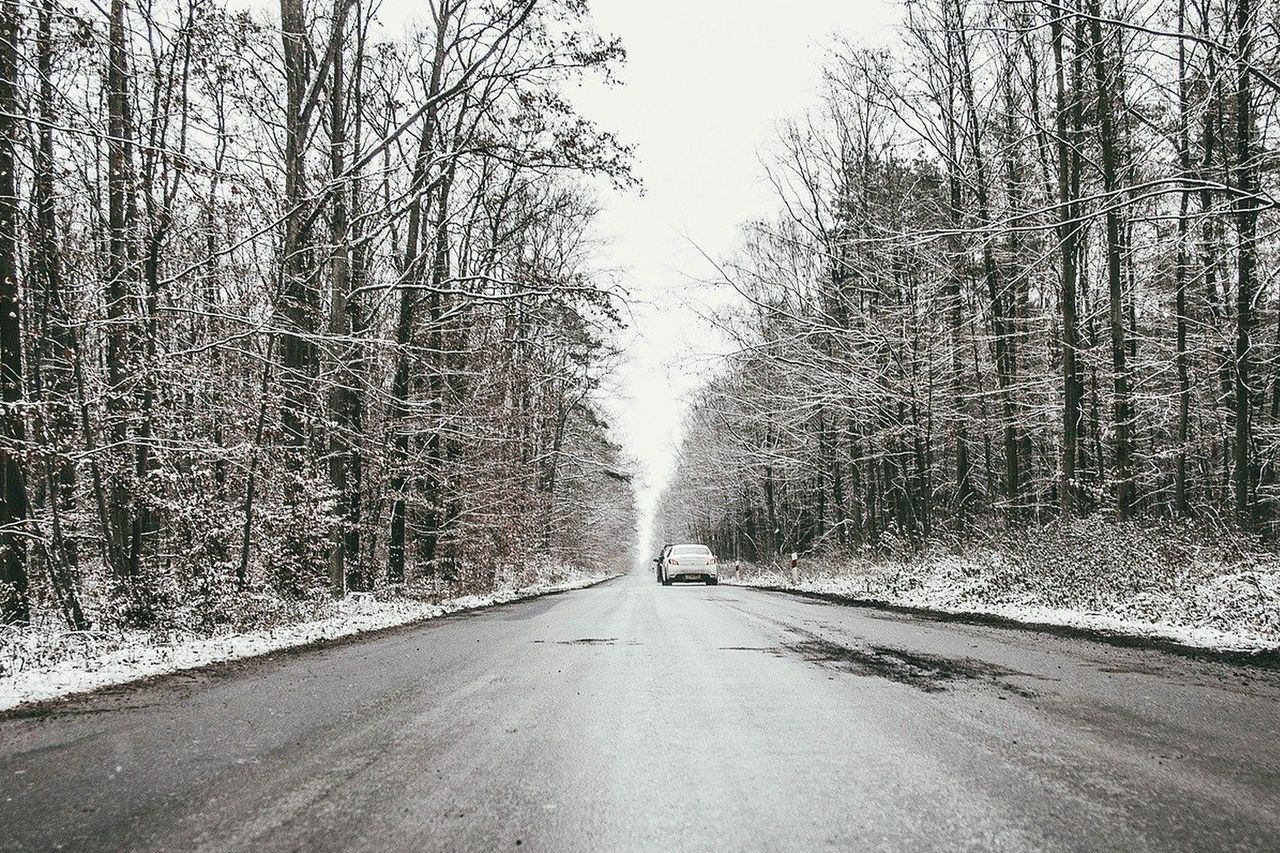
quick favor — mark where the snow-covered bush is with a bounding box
[731,517,1280,649]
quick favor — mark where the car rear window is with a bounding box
[672,545,710,556]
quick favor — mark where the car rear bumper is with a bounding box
[668,566,718,580]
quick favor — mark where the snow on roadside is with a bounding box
[0,570,616,713]
[725,563,1280,655]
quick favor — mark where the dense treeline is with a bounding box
[0,0,637,627]
[659,0,1279,561]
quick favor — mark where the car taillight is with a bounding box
[706,558,716,565]
[669,558,679,566]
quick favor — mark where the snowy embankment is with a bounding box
[0,568,616,713]
[724,522,1280,654]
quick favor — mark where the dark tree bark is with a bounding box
[1232,0,1258,524]
[326,0,352,596]
[1051,1,1084,516]
[1173,0,1192,515]
[342,0,370,591]
[105,0,138,580]
[1087,0,1135,517]
[0,0,27,623]
[942,17,974,518]
[278,0,318,453]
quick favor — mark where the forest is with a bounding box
[0,0,638,630]
[658,0,1280,564]
[3,3,1278,847]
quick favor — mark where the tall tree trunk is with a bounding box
[105,0,137,580]
[1087,0,1134,517]
[1051,1,1083,516]
[1197,3,1226,508]
[1173,0,1192,515]
[278,0,317,457]
[343,0,369,591]
[942,18,974,519]
[1232,0,1258,525]
[1001,68,1027,516]
[326,0,351,597]
[0,0,27,623]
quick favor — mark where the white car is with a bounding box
[659,544,718,586]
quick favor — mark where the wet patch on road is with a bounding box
[556,637,618,646]
[783,630,1036,695]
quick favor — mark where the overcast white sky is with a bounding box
[569,1,901,529]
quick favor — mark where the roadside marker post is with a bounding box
[790,552,798,585]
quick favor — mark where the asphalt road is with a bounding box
[2,573,1279,852]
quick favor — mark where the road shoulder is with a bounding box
[0,573,622,719]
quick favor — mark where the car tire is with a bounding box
[706,578,718,586]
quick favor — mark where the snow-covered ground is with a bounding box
[0,569,617,713]
[725,555,1280,654]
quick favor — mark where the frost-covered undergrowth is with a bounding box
[0,565,614,712]
[727,518,1280,653]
